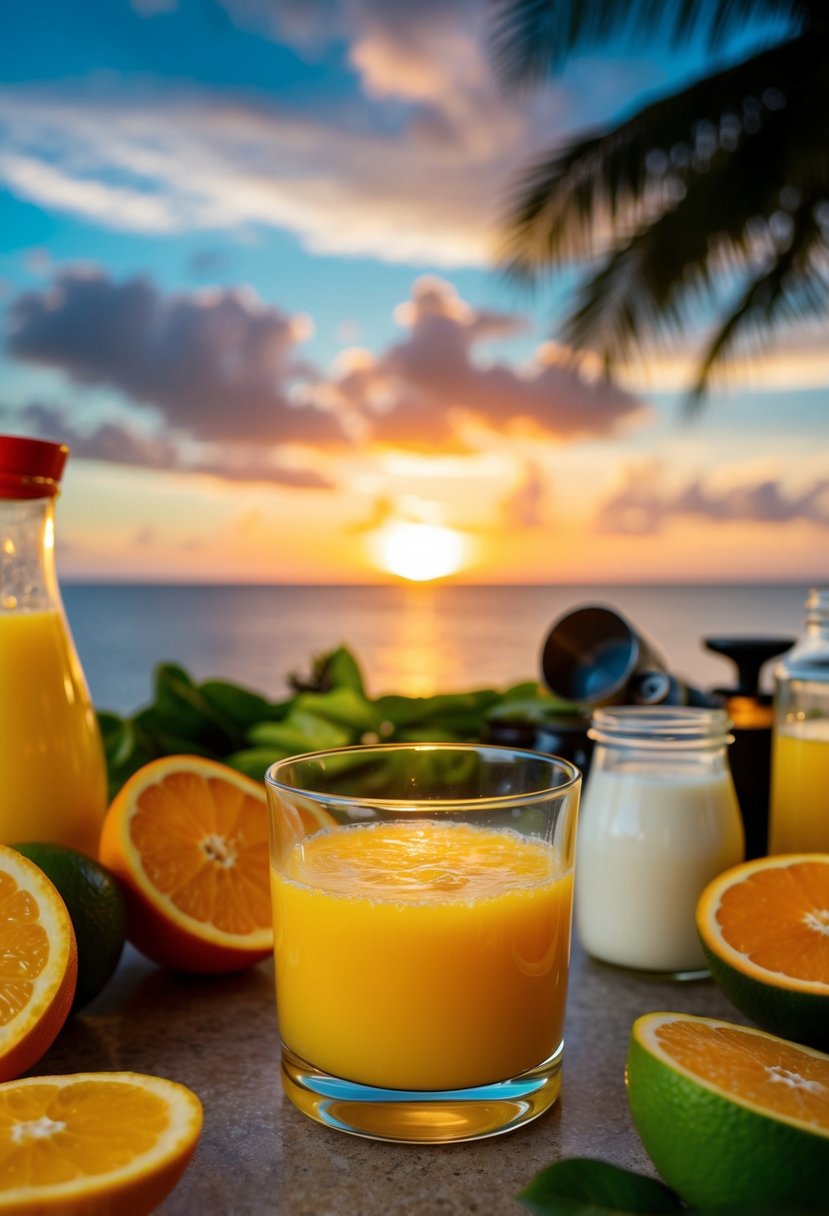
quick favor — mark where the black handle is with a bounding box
[703,636,795,696]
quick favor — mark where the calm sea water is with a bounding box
[62,583,811,715]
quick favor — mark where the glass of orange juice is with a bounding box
[265,743,581,1143]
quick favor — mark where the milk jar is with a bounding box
[575,707,744,977]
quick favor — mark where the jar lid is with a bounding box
[0,435,69,499]
[589,706,733,749]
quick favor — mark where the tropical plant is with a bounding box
[489,0,829,400]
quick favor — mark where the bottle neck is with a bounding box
[0,497,61,612]
[775,588,829,688]
[804,588,829,640]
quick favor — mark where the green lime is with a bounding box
[13,843,127,1011]
[626,1012,829,1209]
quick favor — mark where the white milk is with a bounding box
[576,764,744,973]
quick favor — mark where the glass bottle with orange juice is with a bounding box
[0,436,107,856]
[769,588,829,853]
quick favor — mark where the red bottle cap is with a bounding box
[0,435,70,499]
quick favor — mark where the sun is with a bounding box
[370,521,469,582]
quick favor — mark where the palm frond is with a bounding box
[689,190,829,402]
[488,0,811,88]
[501,33,824,272]
[499,24,829,389]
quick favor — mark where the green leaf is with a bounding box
[518,1159,684,1215]
[374,690,501,731]
[152,663,240,752]
[325,646,366,694]
[225,748,286,782]
[294,688,381,733]
[497,680,545,701]
[199,680,290,731]
[288,645,366,694]
[247,709,353,753]
[97,711,157,800]
[486,694,580,724]
[393,726,465,742]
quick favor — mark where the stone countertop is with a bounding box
[40,941,740,1215]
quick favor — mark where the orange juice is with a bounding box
[0,609,107,855]
[271,820,573,1091]
[769,719,829,852]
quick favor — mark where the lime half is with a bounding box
[626,1011,829,1209]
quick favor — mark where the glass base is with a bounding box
[588,954,710,982]
[281,1042,563,1143]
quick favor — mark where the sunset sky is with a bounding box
[1,0,827,584]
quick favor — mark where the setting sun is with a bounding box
[370,522,469,582]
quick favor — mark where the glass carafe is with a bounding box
[0,435,107,855]
[769,588,829,853]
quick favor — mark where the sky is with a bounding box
[0,0,827,584]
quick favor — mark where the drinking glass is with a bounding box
[265,743,581,1143]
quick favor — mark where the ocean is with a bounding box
[62,582,813,716]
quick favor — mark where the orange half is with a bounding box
[698,854,829,990]
[697,854,829,1048]
[0,845,77,1081]
[100,756,272,973]
[0,1072,202,1215]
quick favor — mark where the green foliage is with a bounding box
[518,1158,684,1215]
[517,1157,814,1215]
[97,646,575,798]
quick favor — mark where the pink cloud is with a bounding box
[596,463,829,533]
[8,268,346,447]
[329,277,647,445]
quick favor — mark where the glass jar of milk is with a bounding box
[575,707,744,979]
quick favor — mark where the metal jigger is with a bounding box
[541,605,717,708]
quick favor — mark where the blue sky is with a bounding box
[0,0,826,583]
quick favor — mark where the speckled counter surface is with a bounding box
[40,941,739,1215]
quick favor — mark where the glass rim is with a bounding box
[265,741,582,812]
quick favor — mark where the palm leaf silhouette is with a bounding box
[491,0,829,399]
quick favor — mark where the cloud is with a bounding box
[0,0,578,269]
[7,267,347,447]
[5,270,647,483]
[2,403,336,490]
[8,403,180,469]
[327,277,647,445]
[500,461,549,528]
[596,463,829,533]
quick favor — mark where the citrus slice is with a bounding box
[697,854,829,1048]
[12,843,126,1011]
[0,845,77,1081]
[0,1072,202,1215]
[627,1012,829,1209]
[99,755,272,973]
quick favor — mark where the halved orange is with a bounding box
[0,1072,202,1215]
[697,854,829,1049]
[0,845,77,1081]
[99,756,273,974]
